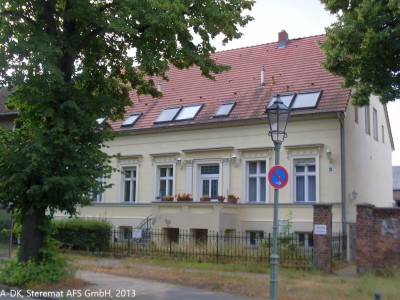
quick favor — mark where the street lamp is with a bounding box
[266,94,290,300]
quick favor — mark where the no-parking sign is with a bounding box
[268,166,289,189]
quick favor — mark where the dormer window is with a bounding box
[155,107,181,123]
[121,113,142,127]
[214,102,236,117]
[291,91,322,109]
[175,104,203,121]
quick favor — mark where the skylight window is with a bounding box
[121,113,142,127]
[175,104,203,121]
[215,102,236,117]
[268,93,295,108]
[291,91,322,109]
[96,117,106,124]
[155,107,181,123]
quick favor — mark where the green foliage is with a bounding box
[320,0,400,105]
[0,0,254,263]
[0,255,71,286]
[52,218,112,252]
[0,211,11,243]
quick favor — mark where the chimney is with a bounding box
[261,66,265,85]
[278,30,288,48]
[157,80,162,92]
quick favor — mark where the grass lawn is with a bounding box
[68,253,400,300]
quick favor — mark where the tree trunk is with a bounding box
[18,205,47,263]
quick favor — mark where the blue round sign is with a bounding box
[268,166,289,189]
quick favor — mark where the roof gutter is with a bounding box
[337,111,347,256]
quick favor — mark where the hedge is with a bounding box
[52,218,112,252]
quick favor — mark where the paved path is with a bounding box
[77,270,259,300]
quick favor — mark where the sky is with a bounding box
[212,0,400,166]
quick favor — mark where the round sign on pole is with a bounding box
[268,166,289,189]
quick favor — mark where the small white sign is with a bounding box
[328,166,334,173]
[314,224,327,235]
[132,229,143,239]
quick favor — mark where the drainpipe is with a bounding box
[337,112,347,254]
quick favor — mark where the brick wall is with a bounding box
[313,204,332,272]
[356,204,400,274]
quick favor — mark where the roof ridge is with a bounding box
[214,33,326,54]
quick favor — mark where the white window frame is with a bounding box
[155,164,175,199]
[90,177,104,203]
[372,108,378,140]
[290,155,319,203]
[121,166,138,203]
[193,160,223,201]
[244,159,268,203]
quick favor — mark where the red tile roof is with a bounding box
[112,34,351,131]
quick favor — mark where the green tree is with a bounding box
[0,0,254,263]
[320,0,400,106]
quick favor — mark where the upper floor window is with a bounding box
[365,106,371,135]
[90,178,103,203]
[157,166,174,198]
[293,158,317,203]
[247,161,267,202]
[372,108,378,140]
[200,165,220,200]
[122,167,137,203]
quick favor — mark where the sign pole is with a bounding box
[269,140,282,300]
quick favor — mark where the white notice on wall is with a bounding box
[132,229,143,239]
[314,224,327,235]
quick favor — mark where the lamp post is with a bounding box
[266,94,290,300]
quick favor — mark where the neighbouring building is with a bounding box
[393,166,400,207]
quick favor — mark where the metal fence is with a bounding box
[108,229,345,268]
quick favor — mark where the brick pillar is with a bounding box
[356,203,375,274]
[313,204,332,272]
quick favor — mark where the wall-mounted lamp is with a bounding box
[326,148,332,163]
[350,190,358,202]
[231,154,238,167]
[176,157,182,168]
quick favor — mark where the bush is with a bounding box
[0,210,11,243]
[0,255,71,286]
[52,218,112,252]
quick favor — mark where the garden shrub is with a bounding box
[52,218,112,252]
[0,210,11,243]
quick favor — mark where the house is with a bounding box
[0,89,17,130]
[54,31,396,243]
[393,166,400,207]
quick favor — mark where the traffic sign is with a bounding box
[268,165,289,189]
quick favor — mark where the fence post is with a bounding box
[313,204,332,272]
[216,232,219,263]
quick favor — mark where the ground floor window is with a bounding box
[192,229,208,245]
[119,226,132,240]
[246,231,264,246]
[164,228,179,244]
[296,232,313,248]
